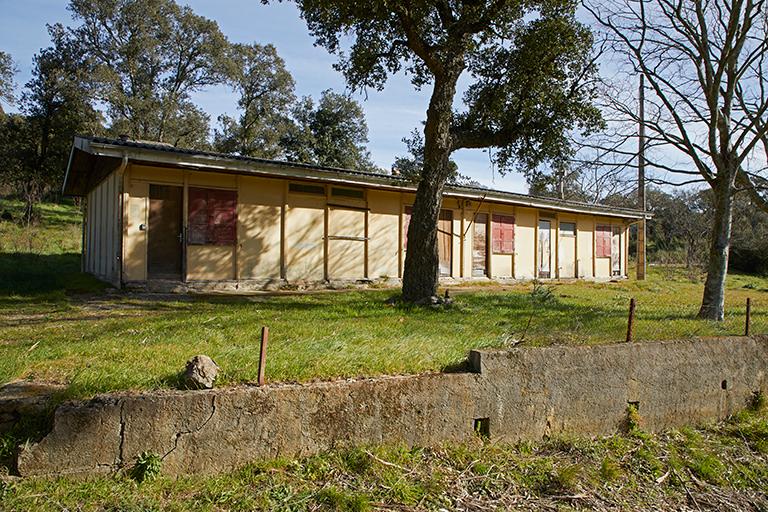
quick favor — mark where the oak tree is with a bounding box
[281,89,378,171]
[214,43,296,158]
[291,0,602,301]
[0,25,101,224]
[68,0,229,146]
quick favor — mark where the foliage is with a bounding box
[67,0,230,147]
[130,451,163,483]
[0,51,17,112]
[645,188,710,268]
[292,0,603,300]
[586,0,768,320]
[730,196,768,276]
[0,26,101,223]
[391,129,479,186]
[214,43,296,158]
[281,89,378,171]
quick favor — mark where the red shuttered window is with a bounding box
[491,214,515,254]
[596,224,612,258]
[187,188,237,246]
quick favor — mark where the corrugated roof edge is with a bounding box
[71,135,650,219]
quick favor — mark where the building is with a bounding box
[63,136,649,291]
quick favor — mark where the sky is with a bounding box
[0,0,528,193]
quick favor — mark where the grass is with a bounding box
[0,200,767,399]
[2,404,767,510]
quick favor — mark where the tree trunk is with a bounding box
[697,175,735,320]
[401,72,460,302]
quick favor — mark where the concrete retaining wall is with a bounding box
[17,336,768,477]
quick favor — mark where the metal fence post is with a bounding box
[745,298,751,337]
[258,326,269,386]
[626,298,636,343]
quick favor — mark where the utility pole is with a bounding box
[637,74,647,281]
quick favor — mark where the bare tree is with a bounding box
[585,0,768,320]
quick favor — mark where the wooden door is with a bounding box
[472,213,488,277]
[148,184,183,279]
[538,219,552,278]
[611,225,621,276]
[438,209,453,276]
[558,221,576,278]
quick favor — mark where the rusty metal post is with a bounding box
[626,298,636,343]
[258,326,269,386]
[745,298,751,337]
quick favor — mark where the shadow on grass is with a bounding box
[0,252,106,296]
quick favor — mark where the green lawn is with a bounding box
[1,200,767,399]
[3,406,767,511]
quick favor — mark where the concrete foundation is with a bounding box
[16,336,768,477]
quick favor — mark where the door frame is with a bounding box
[537,218,553,279]
[438,209,453,276]
[147,183,184,280]
[472,212,489,277]
[558,220,577,279]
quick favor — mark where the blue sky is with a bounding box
[0,0,528,192]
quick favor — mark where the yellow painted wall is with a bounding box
[512,207,536,279]
[596,258,611,278]
[115,164,637,285]
[187,245,235,280]
[327,207,366,279]
[123,179,148,281]
[557,215,577,279]
[576,216,594,278]
[285,193,325,281]
[130,164,183,185]
[188,171,237,189]
[238,176,282,279]
[367,190,400,279]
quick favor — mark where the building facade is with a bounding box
[63,136,648,291]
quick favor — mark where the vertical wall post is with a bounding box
[745,298,751,337]
[626,298,636,343]
[258,326,269,386]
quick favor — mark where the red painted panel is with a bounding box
[596,224,612,258]
[188,188,237,245]
[492,214,515,254]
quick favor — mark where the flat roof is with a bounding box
[64,135,650,220]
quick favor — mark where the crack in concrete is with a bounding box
[117,400,126,467]
[161,395,217,461]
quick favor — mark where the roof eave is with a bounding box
[77,137,650,220]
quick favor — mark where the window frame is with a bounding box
[187,187,238,246]
[491,213,515,255]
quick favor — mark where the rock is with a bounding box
[183,355,219,389]
[414,295,441,306]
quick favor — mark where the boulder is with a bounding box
[183,355,219,389]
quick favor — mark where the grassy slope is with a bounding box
[3,406,767,511]
[0,200,766,399]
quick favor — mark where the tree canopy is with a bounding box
[281,89,378,171]
[214,43,296,158]
[0,25,101,222]
[0,51,16,113]
[293,0,602,300]
[68,0,229,146]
